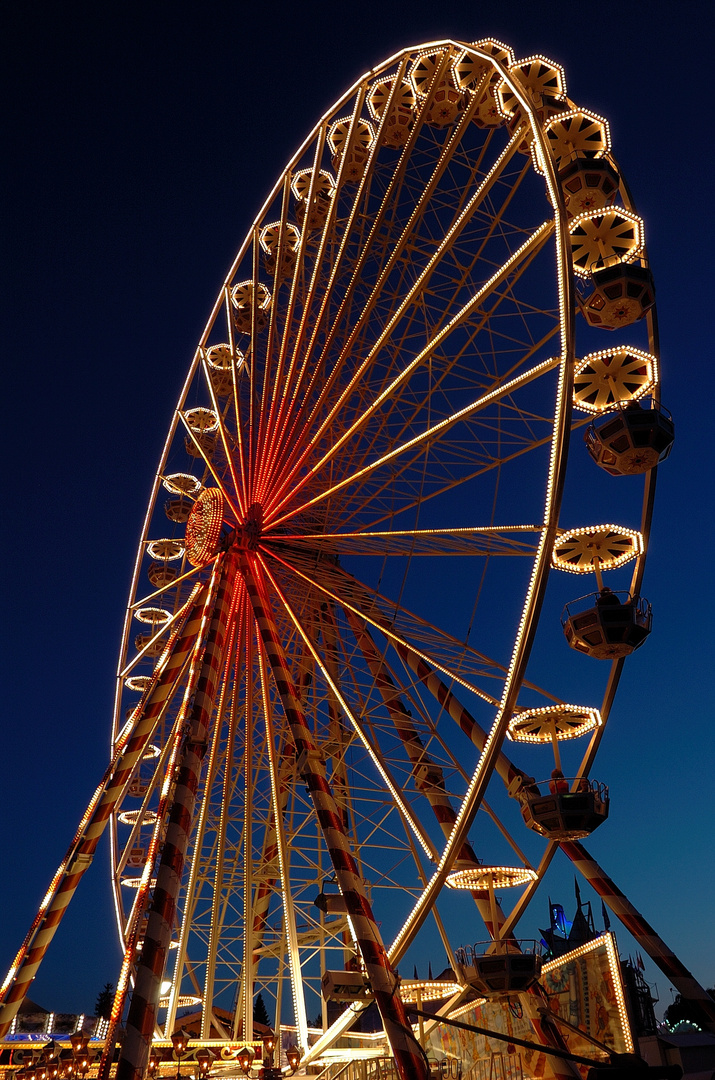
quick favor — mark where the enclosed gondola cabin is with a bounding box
[562,589,652,658]
[454,942,543,996]
[519,779,609,840]
[586,401,675,475]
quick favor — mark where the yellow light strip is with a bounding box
[542,933,634,1053]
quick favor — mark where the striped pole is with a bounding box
[241,552,429,1080]
[346,611,510,939]
[116,554,238,1080]
[392,641,527,795]
[96,696,197,1080]
[0,584,207,1038]
[345,616,578,1080]
[560,841,715,1032]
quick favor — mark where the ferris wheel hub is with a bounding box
[235,501,263,550]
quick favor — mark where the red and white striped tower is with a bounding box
[0,584,208,1039]
[560,840,715,1032]
[364,632,579,1080]
[116,554,238,1080]
[241,551,429,1080]
[346,610,510,940]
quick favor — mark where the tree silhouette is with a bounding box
[94,983,115,1019]
[253,992,271,1028]
[664,987,715,1030]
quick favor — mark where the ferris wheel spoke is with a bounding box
[262,145,539,516]
[257,552,439,861]
[257,95,402,502]
[201,609,245,1037]
[262,71,410,446]
[333,553,584,749]
[328,425,545,534]
[344,611,483,857]
[254,641,310,1048]
[385,657,536,871]
[390,637,562,810]
[267,262,558,532]
[277,88,373,374]
[259,83,514,500]
[225,332,251,511]
[239,593,257,1042]
[262,165,530,510]
[268,350,559,531]
[246,226,262,499]
[328,298,559,500]
[301,127,526,432]
[163,609,239,1036]
[199,353,246,518]
[258,163,322,490]
[130,557,212,611]
[262,545,505,707]
[277,524,542,558]
[274,544,570,716]
[177,410,243,522]
[359,412,591,535]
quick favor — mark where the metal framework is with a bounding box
[3,36,713,1080]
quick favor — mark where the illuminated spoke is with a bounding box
[269,353,560,529]
[264,218,555,522]
[278,524,542,558]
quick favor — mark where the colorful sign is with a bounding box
[428,934,632,1080]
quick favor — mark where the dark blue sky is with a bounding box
[2,0,713,1019]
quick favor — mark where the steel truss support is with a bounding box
[116,555,237,1080]
[240,550,429,1080]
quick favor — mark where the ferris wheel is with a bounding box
[105,36,673,1070]
[1,35,689,1080]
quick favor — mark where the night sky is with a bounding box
[2,0,713,1020]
